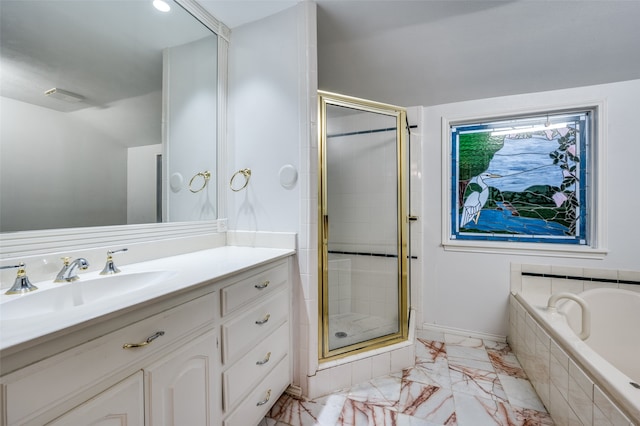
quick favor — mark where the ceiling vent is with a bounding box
[44,88,84,103]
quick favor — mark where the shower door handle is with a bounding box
[323,215,329,243]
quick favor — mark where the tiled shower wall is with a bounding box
[328,257,352,315]
[328,255,397,319]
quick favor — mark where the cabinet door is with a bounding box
[146,330,217,426]
[46,371,144,426]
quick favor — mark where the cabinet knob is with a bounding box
[123,331,165,349]
[254,280,270,290]
[255,314,271,325]
[256,389,272,406]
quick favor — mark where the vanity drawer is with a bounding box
[223,355,290,426]
[221,288,288,363]
[3,292,216,425]
[220,260,288,316]
[222,321,289,411]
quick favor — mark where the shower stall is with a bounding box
[318,91,409,360]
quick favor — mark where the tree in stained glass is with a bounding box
[450,111,590,245]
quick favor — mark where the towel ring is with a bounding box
[189,171,211,193]
[230,168,251,192]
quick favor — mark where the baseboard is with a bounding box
[421,322,506,343]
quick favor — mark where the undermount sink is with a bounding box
[0,270,177,320]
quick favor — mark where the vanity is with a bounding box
[0,246,294,426]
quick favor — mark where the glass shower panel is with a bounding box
[325,104,400,351]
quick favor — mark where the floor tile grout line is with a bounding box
[265,336,553,425]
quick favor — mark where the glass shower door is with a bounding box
[319,91,408,360]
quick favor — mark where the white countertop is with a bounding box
[0,246,294,354]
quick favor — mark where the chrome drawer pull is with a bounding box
[256,352,272,365]
[255,314,271,325]
[123,331,165,349]
[256,389,272,406]
[254,280,270,289]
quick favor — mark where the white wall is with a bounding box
[421,79,640,337]
[0,96,127,232]
[227,7,303,232]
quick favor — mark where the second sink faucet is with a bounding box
[100,248,128,275]
[55,257,90,282]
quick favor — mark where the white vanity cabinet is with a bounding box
[219,260,292,426]
[2,291,219,426]
[146,329,218,425]
[45,328,219,426]
[0,255,293,426]
[47,372,145,426]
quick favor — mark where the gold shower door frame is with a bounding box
[318,91,409,361]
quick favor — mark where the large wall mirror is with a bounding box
[0,0,225,235]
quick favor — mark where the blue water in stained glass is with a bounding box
[484,136,565,192]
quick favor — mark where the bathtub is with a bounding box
[561,288,640,386]
[510,288,640,425]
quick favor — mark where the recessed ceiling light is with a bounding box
[153,0,171,12]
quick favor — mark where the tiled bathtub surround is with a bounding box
[509,295,637,425]
[262,332,553,425]
[510,264,640,303]
[509,264,640,425]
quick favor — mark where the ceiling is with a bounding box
[203,0,640,107]
[3,0,639,115]
[0,0,213,113]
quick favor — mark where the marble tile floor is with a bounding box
[260,331,553,426]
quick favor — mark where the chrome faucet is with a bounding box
[100,248,128,275]
[2,263,38,295]
[55,257,90,282]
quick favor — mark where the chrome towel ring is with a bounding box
[230,168,251,192]
[189,171,211,193]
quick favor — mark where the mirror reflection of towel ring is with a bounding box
[189,171,211,193]
[230,168,251,192]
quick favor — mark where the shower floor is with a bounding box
[329,312,398,349]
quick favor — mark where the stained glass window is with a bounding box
[450,111,591,245]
